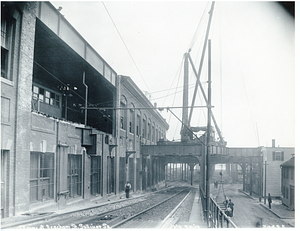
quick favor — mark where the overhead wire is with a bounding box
[101,1,150,92]
[162,57,184,107]
[224,2,259,146]
[167,58,183,137]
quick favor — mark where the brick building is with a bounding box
[1,2,168,218]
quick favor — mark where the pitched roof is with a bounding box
[280,156,294,167]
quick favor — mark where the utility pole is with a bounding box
[264,160,268,204]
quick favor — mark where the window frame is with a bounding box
[29,152,55,203]
[1,13,16,80]
[32,84,61,109]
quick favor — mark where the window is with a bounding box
[152,123,155,142]
[32,85,61,109]
[90,156,101,196]
[1,13,15,80]
[148,119,151,140]
[120,95,127,130]
[272,151,284,161]
[136,113,140,136]
[142,115,147,139]
[30,152,54,203]
[129,104,134,133]
[120,116,124,129]
[291,168,294,180]
[67,154,82,198]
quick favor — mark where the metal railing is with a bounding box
[199,186,237,228]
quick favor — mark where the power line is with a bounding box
[101,1,150,92]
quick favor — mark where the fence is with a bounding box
[199,186,237,228]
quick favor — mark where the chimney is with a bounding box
[272,139,275,148]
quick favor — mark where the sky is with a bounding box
[51,1,296,148]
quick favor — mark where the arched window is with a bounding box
[148,118,151,140]
[120,95,127,130]
[152,122,155,142]
[142,114,147,138]
[129,103,135,133]
[136,110,141,136]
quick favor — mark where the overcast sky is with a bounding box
[51,1,295,148]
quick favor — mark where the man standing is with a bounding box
[125,181,132,198]
[228,199,234,217]
[268,193,272,209]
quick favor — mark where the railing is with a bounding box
[199,186,237,228]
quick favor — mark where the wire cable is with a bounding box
[224,2,258,146]
[101,2,150,92]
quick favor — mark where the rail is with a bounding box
[158,190,192,228]
[111,188,189,228]
[199,186,237,228]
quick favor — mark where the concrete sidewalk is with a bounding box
[239,189,295,227]
[260,201,295,227]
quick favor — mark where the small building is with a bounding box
[280,156,295,210]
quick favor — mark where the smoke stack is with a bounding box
[272,139,275,148]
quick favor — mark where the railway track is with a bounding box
[12,186,193,229]
[113,187,192,228]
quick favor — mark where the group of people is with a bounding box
[223,196,234,217]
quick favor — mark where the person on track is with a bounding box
[125,181,131,198]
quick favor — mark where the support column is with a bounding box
[189,163,195,185]
[250,164,253,196]
[242,163,246,191]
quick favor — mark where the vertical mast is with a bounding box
[206,39,212,225]
[188,1,215,127]
[181,52,189,142]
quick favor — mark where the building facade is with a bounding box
[1,2,168,218]
[280,156,294,210]
[262,139,295,199]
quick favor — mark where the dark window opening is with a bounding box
[30,152,54,203]
[67,154,82,199]
[1,9,15,80]
[91,156,101,196]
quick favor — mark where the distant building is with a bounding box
[280,156,294,210]
[262,139,295,199]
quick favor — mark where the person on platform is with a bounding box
[223,195,229,208]
[125,181,131,198]
[228,199,234,217]
[268,193,272,209]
